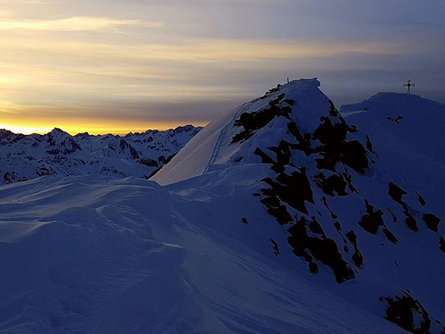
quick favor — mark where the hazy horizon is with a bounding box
[0,85,442,136]
[0,0,444,134]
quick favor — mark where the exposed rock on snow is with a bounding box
[151,79,445,332]
[0,80,444,333]
[0,125,201,184]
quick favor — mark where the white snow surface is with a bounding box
[151,107,237,186]
[152,79,324,185]
[0,175,397,333]
[0,125,201,185]
[341,93,445,212]
[1,79,444,333]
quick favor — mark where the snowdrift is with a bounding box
[1,79,444,333]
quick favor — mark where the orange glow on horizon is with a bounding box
[0,120,208,136]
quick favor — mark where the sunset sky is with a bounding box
[0,0,444,134]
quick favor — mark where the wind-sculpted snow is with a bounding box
[1,80,444,333]
[0,125,201,184]
[0,175,398,333]
[151,79,445,332]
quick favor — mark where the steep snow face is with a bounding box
[1,80,444,333]
[0,125,201,184]
[152,79,445,333]
[152,79,325,185]
[149,107,238,186]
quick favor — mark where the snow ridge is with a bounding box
[1,79,444,333]
[153,79,445,333]
[0,125,201,184]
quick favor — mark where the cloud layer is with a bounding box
[0,16,163,31]
[0,0,443,134]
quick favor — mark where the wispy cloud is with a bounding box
[15,0,53,4]
[0,36,410,65]
[0,16,163,31]
[0,0,442,134]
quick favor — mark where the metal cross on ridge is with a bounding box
[403,80,415,94]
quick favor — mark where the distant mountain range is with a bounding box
[0,125,202,184]
[0,80,444,333]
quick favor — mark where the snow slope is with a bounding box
[0,80,444,333]
[0,175,399,333]
[152,79,326,186]
[0,125,201,185]
[341,93,445,214]
[152,79,445,333]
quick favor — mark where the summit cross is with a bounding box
[403,80,415,94]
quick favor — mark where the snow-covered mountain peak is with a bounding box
[1,80,444,333]
[341,91,445,168]
[0,125,201,184]
[0,128,14,135]
[0,128,18,142]
[270,77,321,94]
[151,78,336,185]
[342,92,445,115]
[74,132,90,138]
[48,127,69,135]
[250,78,326,129]
[150,79,445,332]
